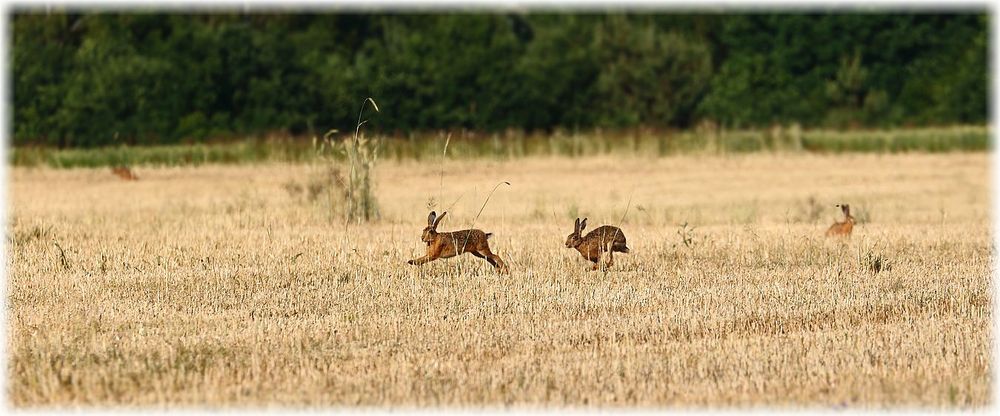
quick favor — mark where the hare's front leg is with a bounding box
[408,244,442,266]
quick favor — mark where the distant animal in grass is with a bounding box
[565,217,629,271]
[407,211,509,274]
[825,204,855,237]
[110,166,138,181]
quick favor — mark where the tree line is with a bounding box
[11,12,988,148]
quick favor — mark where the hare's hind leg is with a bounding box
[478,248,509,274]
[470,251,495,268]
[492,254,510,274]
[471,250,495,267]
[604,250,614,269]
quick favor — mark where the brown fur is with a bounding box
[825,204,855,236]
[111,166,138,181]
[407,211,509,273]
[565,218,629,271]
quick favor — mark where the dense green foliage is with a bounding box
[11,12,988,147]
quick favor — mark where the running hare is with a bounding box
[825,204,855,236]
[565,217,629,271]
[407,211,509,273]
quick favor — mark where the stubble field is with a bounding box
[6,152,993,408]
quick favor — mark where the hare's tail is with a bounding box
[616,244,630,254]
[485,233,493,239]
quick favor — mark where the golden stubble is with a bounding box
[7,152,991,408]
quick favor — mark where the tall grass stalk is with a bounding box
[602,189,634,272]
[459,181,511,253]
[438,133,452,210]
[343,98,381,224]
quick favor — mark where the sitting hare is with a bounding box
[111,166,138,181]
[407,211,509,273]
[565,217,629,271]
[825,204,855,237]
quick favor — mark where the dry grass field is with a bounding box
[6,152,992,408]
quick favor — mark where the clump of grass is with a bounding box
[858,243,893,274]
[10,223,52,246]
[864,251,892,274]
[677,221,698,248]
[284,164,347,209]
[342,97,381,223]
[853,203,873,224]
[299,137,347,221]
[281,181,304,199]
[298,98,381,223]
[795,195,824,224]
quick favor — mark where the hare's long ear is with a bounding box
[427,211,437,226]
[433,211,447,228]
[574,218,581,233]
[580,218,588,232]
